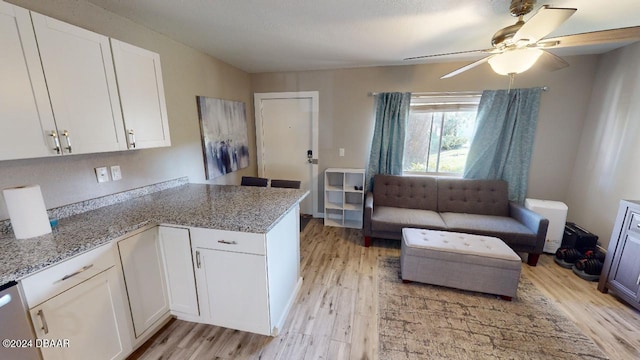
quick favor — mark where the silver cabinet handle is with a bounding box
[62,130,72,153]
[37,309,49,334]
[128,129,136,149]
[636,273,640,286]
[56,264,93,283]
[50,131,61,154]
[196,251,201,269]
[218,240,237,245]
[0,294,11,309]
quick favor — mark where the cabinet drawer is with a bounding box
[20,243,116,308]
[628,211,640,235]
[190,227,265,255]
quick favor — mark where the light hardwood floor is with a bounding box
[129,219,640,360]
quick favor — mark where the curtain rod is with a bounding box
[368,87,548,97]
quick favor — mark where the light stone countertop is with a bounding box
[0,184,309,285]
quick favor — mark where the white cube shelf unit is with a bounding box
[324,168,365,228]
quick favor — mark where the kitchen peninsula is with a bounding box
[0,181,308,360]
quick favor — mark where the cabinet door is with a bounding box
[31,12,127,154]
[111,39,170,149]
[0,3,57,160]
[610,232,640,300]
[158,226,199,317]
[195,248,271,335]
[30,267,130,360]
[118,227,170,338]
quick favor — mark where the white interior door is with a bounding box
[255,92,319,216]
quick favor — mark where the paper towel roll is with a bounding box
[3,185,51,239]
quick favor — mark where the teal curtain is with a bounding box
[365,92,411,191]
[463,88,542,204]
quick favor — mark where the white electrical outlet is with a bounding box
[111,165,122,181]
[95,167,109,183]
[339,148,345,157]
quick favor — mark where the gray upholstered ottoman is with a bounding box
[400,228,522,300]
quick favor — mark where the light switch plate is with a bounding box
[339,148,345,157]
[110,165,122,181]
[95,167,109,183]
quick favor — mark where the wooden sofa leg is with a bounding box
[527,253,541,267]
[364,236,371,247]
[499,295,512,301]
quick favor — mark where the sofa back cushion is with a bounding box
[373,174,438,210]
[437,178,509,216]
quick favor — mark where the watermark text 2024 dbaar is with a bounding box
[2,338,70,348]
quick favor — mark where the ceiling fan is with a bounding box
[405,0,640,79]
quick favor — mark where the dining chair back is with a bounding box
[270,179,301,189]
[241,176,268,187]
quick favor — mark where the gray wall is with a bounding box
[1,0,255,220]
[251,56,599,213]
[566,42,640,249]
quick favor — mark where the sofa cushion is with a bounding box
[373,174,437,210]
[440,212,535,247]
[437,178,509,216]
[372,206,446,233]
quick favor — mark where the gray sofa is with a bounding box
[363,174,549,266]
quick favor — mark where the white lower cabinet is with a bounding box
[117,227,170,340]
[29,267,129,360]
[194,247,270,335]
[190,207,302,336]
[158,226,199,319]
[19,206,301,359]
[22,243,132,360]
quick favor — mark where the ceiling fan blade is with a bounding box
[513,6,576,44]
[404,49,492,61]
[536,50,569,71]
[440,55,493,79]
[542,26,640,48]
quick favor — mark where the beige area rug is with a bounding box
[378,257,608,360]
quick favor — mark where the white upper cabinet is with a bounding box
[31,12,127,155]
[0,2,57,160]
[111,39,171,149]
[0,4,171,161]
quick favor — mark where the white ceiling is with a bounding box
[85,0,640,73]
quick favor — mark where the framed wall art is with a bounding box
[196,96,250,179]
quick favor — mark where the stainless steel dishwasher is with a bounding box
[0,281,41,360]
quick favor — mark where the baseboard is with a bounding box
[272,276,303,337]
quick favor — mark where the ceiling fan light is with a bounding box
[488,48,544,75]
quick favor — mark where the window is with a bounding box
[403,93,481,175]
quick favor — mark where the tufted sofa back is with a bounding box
[437,178,509,216]
[372,174,438,210]
[371,175,510,216]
